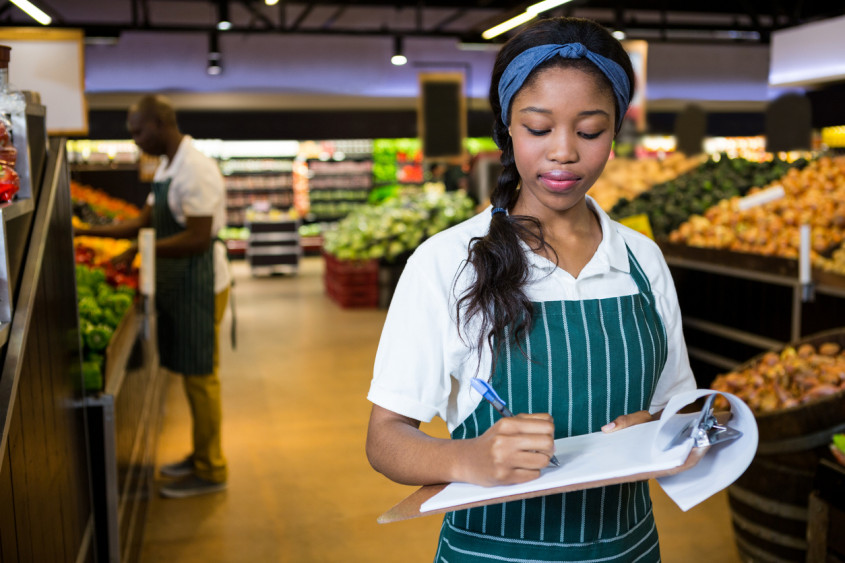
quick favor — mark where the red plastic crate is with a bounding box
[323,252,379,308]
[324,275,379,308]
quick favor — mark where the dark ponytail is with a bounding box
[456,17,635,372]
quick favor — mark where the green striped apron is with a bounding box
[152,178,215,376]
[435,246,668,562]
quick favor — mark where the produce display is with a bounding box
[70,182,142,391]
[819,244,845,276]
[832,434,845,467]
[610,155,805,239]
[75,263,137,391]
[588,153,705,212]
[669,156,845,265]
[0,118,19,202]
[711,341,845,414]
[322,189,476,262]
[71,180,141,226]
[372,138,423,185]
[74,236,134,265]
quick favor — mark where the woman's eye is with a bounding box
[579,131,605,140]
[526,127,549,136]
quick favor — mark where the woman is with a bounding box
[367,17,696,562]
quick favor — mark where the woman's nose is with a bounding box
[546,132,577,163]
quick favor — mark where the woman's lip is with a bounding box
[539,171,580,191]
[540,170,580,181]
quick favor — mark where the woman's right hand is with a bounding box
[459,413,556,487]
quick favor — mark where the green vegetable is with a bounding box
[322,189,476,262]
[78,296,102,320]
[76,284,95,299]
[101,308,123,329]
[833,434,845,453]
[84,324,113,352]
[82,360,103,391]
[610,154,808,238]
[115,284,136,298]
[104,293,132,316]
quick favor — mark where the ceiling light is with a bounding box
[9,0,51,25]
[391,36,407,66]
[612,30,627,40]
[482,12,536,40]
[525,0,575,15]
[217,1,232,31]
[265,0,279,5]
[207,32,222,75]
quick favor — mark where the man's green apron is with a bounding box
[435,246,668,562]
[152,178,215,376]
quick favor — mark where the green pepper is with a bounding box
[101,308,122,329]
[82,360,103,391]
[104,293,132,316]
[87,266,106,287]
[84,324,113,351]
[115,284,136,298]
[86,352,104,367]
[76,284,94,299]
[78,296,102,320]
[76,264,91,288]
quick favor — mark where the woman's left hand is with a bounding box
[600,410,657,433]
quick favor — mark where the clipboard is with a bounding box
[378,445,710,523]
[378,389,755,523]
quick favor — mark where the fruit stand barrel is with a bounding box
[727,329,845,563]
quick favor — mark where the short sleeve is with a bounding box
[649,252,697,412]
[368,254,461,423]
[177,156,224,218]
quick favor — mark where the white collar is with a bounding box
[159,135,192,175]
[519,196,631,278]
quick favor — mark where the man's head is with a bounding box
[126,95,180,156]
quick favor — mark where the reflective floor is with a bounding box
[140,257,743,563]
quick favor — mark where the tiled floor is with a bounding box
[140,257,744,563]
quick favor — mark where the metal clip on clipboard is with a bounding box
[665,393,743,450]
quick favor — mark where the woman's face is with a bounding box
[508,65,615,217]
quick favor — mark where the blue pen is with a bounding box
[471,378,560,467]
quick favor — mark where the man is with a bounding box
[77,94,230,498]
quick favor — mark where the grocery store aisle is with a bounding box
[140,257,743,563]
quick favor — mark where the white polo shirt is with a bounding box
[147,135,231,294]
[368,196,696,432]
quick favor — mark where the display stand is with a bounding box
[85,296,163,563]
[0,122,95,561]
[221,157,293,260]
[246,213,301,276]
[305,158,373,222]
[659,242,845,386]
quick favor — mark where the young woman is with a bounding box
[366,17,696,562]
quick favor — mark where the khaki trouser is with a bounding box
[182,287,229,483]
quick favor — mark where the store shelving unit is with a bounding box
[220,158,294,259]
[659,242,845,386]
[245,211,301,276]
[305,158,373,222]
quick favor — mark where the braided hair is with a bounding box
[456,17,635,371]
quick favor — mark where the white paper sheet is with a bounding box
[656,389,758,511]
[420,389,758,513]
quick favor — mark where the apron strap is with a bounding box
[214,237,237,351]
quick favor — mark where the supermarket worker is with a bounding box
[366,17,696,562]
[76,94,230,499]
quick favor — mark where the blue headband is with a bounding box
[498,43,631,131]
